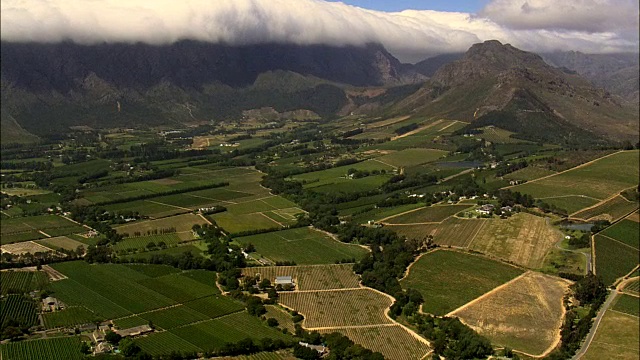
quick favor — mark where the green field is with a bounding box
[0,337,85,360]
[401,250,524,315]
[113,233,188,252]
[0,271,48,295]
[510,151,640,210]
[594,235,640,285]
[235,227,369,264]
[120,245,204,260]
[393,218,488,247]
[375,148,448,167]
[503,166,558,181]
[211,212,282,234]
[572,195,639,221]
[612,294,639,317]
[383,204,470,224]
[291,160,394,190]
[42,306,96,329]
[600,219,640,249]
[35,236,86,251]
[1,215,86,244]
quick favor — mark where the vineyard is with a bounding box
[137,272,221,303]
[392,218,488,247]
[401,250,523,315]
[572,195,639,222]
[112,233,188,252]
[594,235,639,285]
[1,215,86,245]
[135,331,203,356]
[113,213,208,235]
[278,289,393,329]
[0,337,84,360]
[265,305,296,332]
[0,295,38,329]
[623,278,640,296]
[138,305,209,330]
[383,204,471,224]
[321,325,431,360]
[242,264,361,291]
[0,270,48,295]
[235,227,368,265]
[182,295,245,318]
[42,306,96,329]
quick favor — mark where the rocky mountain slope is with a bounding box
[391,41,639,144]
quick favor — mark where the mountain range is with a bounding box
[1,39,638,145]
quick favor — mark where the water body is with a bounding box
[560,223,594,231]
[435,161,483,168]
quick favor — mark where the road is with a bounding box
[572,290,618,359]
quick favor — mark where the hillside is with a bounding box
[542,51,639,103]
[0,41,424,135]
[391,41,639,145]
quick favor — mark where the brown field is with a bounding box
[392,218,487,247]
[320,325,431,360]
[469,213,561,268]
[36,236,86,251]
[583,310,639,360]
[113,213,208,235]
[572,195,639,222]
[452,272,570,356]
[279,288,393,329]
[627,211,640,223]
[1,241,55,255]
[242,264,360,291]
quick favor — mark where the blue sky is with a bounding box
[336,0,488,12]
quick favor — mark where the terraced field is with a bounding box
[242,264,361,291]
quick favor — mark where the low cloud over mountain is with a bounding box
[1,0,638,62]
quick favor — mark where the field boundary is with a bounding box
[502,150,625,190]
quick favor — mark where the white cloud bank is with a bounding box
[1,0,637,62]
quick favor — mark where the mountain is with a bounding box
[0,41,424,138]
[413,53,464,77]
[541,51,639,103]
[391,40,639,145]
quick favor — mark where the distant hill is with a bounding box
[541,51,639,103]
[390,41,639,145]
[0,41,425,135]
[0,108,38,145]
[413,53,464,77]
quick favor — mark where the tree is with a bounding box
[80,342,91,355]
[267,288,278,300]
[259,278,271,289]
[266,318,279,327]
[293,344,320,360]
[104,330,122,345]
[119,337,141,357]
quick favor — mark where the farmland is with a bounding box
[600,219,640,249]
[279,288,393,329]
[35,236,86,251]
[320,325,431,360]
[504,166,558,181]
[0,337,85,360]
[572,195,639,222]
[401,250,523,315]
[583,309,639,360]
[622,278,639,296]
[112,233,188,252]
[113,213,208,235]
[235,227,368,264]
[510,151,640,213]
[374,148,448,167]
[0,270,48,295]
[612,294,639,317]
[452,272,570,356]
[41,306,96,329]
[594,235,639,285]
[0,215,86,245]
[0,294,38,329]
[392,218,488,247]
[382,204,470,224]
[242,264,360,290]
[469,213,562,268]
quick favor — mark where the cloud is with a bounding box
[479,0,639,33]
[1,0,638,63]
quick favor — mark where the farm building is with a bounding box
[42,296,61,311]
[115,324,154,337]
[275,276,294,286]
[476,204,495,215]
[299,341,327,354]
